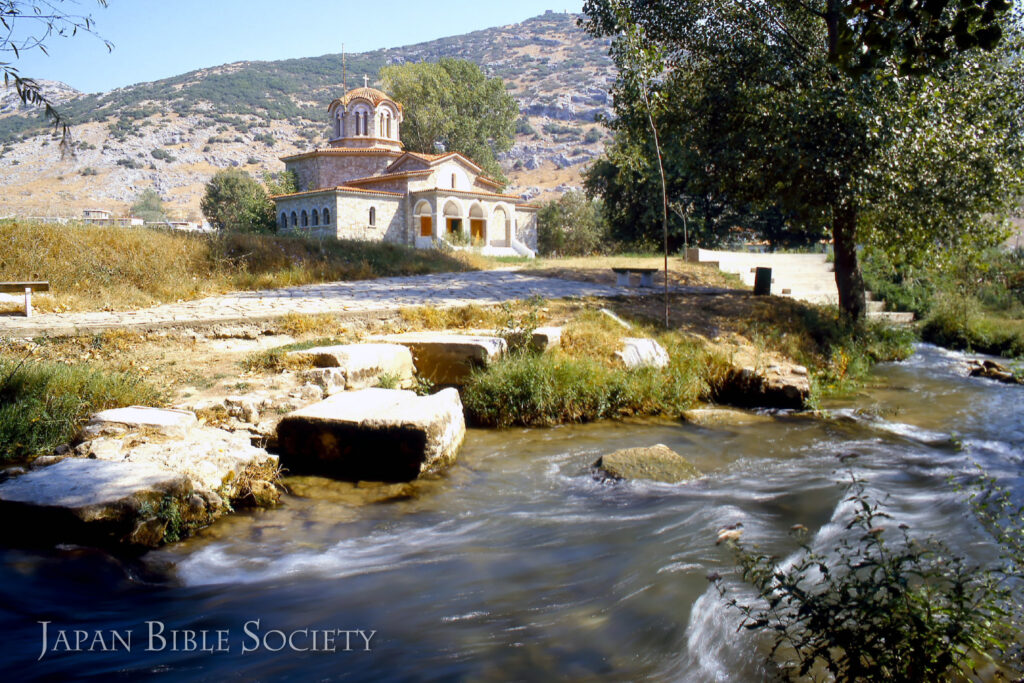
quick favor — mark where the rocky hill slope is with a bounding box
[0,11,614,219]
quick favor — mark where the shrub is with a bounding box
[537,190,610,256]
[462,338,719,428]
[714,475,1013,681]
[0,355,162,462]
[583,128,602,144]
[201,168,276,233]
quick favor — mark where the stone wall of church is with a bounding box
[333,194,406,243]
[286,154,399,192]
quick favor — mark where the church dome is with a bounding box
[329,86,403,114]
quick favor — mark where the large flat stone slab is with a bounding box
[615,338,670,369]
[82,406,198,439]
[276,388,466,482]
[0,459,195,547]
[373,332,506,385]
[289,343,415,390]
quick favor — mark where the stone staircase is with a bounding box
[686,248,914,323]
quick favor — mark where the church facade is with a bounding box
[272,85,537,257]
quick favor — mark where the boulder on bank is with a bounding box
[289,343,415,390]
[531,326,563,352]
[718,363,811,410]
[615,338,670,369]
[81,406,198,439]
[593,444,701,484]
[0,459,197,547]
[373,332,506,385]
[276,388,466,482]
[0,408,281,548]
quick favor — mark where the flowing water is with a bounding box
[0,345,1021,681]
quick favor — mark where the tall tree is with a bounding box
[200,169,275,234]
[583,0,1023,320]
[1,1,111,146]
[380,58,517,184]
[130,188,165,223]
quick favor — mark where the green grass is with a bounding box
[462,338,727,428]
[922,295,1024,358]
[0,355,162,462]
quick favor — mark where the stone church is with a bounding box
[272,83,537,256]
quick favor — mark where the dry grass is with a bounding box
[0,220,484,314]
[508,254,742,289]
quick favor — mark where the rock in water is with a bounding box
[276,388,466,482]
[593,444,701,484]
[966,359,1023,385]
[615,338,670,369]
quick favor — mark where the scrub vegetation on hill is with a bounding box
[0,221,480,313]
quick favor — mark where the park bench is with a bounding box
[611,267,658,288]
[0,281,50,317]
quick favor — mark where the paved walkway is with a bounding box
[0,271,715,337]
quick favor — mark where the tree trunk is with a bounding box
[832,206,865,322]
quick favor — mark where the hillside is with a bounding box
[0,12,615,219]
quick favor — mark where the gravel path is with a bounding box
[0,270,673,337]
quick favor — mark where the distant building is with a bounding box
[81,208,113,224]
[272,85,537,257]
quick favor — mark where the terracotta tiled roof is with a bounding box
[280,147,404,162]
[476,175,503,189]
[386,151,484,174]
[410,187,525,202]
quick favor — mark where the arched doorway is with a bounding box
[469,203,486,245]
[443,200,463,237]
[415,201,433,238]
[492,207,510,247]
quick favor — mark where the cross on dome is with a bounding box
[363,75,369,87]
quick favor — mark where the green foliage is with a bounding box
[0,354,161,462]
[375,372,400,389]
[498,295,544,354]
[130,188,166,223]
[583,128,602,144]
[582,0,1024,319]
[714,475,1013,681]
[462,337,717,428]
[380,57,517,183]
[150,148,175,162]
[262,170,298,197]
[201,168,276,234]
[537,190,610,256]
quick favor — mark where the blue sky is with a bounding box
[9,0,585,94]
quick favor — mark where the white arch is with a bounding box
[491,205,510,246]
[414,200,433,216]
[443,199,463,217]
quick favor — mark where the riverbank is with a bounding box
[0,343,1019,679]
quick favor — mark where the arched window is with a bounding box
[290,211,297,227]
[369,207,376,227]
[312,209,319,227]
[322,208,331,224]
[301,210,308,227]
[280,212,288,230]
[451,173,457,189]
[386,113,392,138]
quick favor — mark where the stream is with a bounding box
[0,344,1020,681]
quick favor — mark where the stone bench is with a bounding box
[611,267,657,288]
[0,281,49,317]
